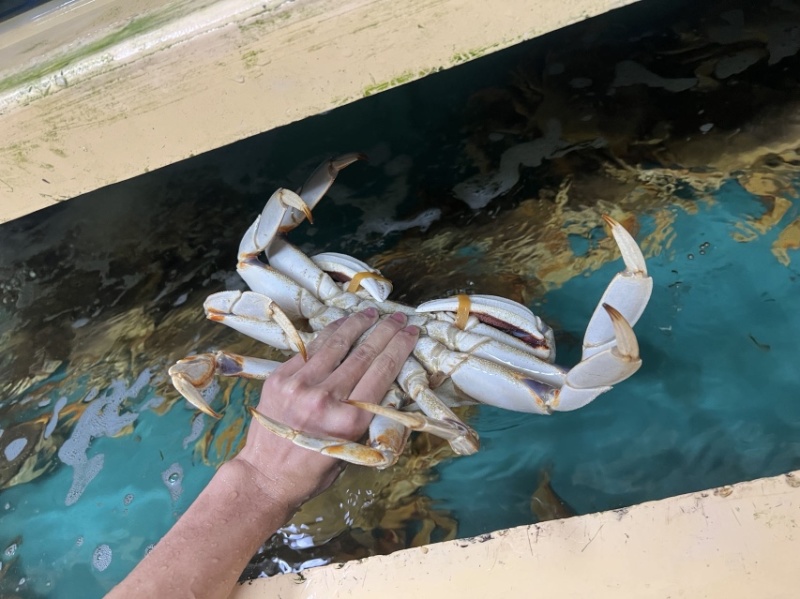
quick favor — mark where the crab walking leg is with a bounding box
[411,337,554,415]
[364,385,411,469]
[345,400,477,446]
[413,305,643,416]
[169,351,282,418]
[423,321,567,388]
[582,216,653,359]
[247,385,411,468]
[237,259,346,323]
[311,252,394,302]
[551,304,642,412]
[395,357,480,455]
[418,294,556,361]
[204,291,314,358]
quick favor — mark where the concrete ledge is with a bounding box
[0,0,640,223]
[231,470,800,598]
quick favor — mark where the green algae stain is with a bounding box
[362,67,441,98]
[0,10,179,96]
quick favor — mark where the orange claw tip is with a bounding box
[602,303,624,321]
[601,214,617,227]
[299,203,314,225]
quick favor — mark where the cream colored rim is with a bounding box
[231,470,800,598]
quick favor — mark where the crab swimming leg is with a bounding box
[169,351,281,418]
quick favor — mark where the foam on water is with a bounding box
[58,372,150,506]
[91,545,112,572]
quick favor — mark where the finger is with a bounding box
[326,312,410,393]
[348,325,419,411]
[302,308,380,377]
[272,316,347,378]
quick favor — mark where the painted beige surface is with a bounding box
[0,0,641,223]
[231,470,800,599]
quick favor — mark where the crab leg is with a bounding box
[582,216,652,359]
[424,320,567,388]
[311,252,394,301]
[408,306,640,416]
[169,351,281,418]
[345,400,476,445]
[394,357,480,455]
[204,291,313,358]
[418,294,555,361]
[248,385,411,468]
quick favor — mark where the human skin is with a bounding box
[107,308,419,598]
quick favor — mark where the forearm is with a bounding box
[107,458,296,599]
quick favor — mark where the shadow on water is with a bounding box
[2,0,800,595]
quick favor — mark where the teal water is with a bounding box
[429,183,800,535]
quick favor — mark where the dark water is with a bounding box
[2,0,800,595]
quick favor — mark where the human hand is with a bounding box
[233,308,419,509]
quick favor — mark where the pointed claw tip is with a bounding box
[601,214,619,228]
[602,302,623,321]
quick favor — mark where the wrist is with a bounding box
[222,456,303,517]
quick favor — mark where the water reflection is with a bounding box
[2,0,800,596]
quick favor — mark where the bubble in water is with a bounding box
[687,253,694,260]
[75,536,83,547]
[161,463,184,502]
[92,544,112,572]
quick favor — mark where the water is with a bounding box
[2,0,800,595]
[430,187,800,536]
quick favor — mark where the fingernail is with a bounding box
[403,325,420,335]
[390,312,407,323]
[362,307,378,318]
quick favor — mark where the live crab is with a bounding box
[169,154,652,468]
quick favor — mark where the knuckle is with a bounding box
[351,344,379,365]
[308,387,337,407]
[372,353,400,377]
[325,336,351,352]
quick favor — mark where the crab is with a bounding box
[169,154,653,468]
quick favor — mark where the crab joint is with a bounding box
[345,271,393,294]
[455,294,471,330]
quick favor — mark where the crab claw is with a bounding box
[279,153,367,231]
[582,216,652,359]
[553,304,642,412]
